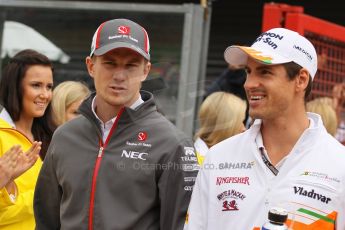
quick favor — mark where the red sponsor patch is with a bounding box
[118,26,130,35]
[138,131,147,141]
[222,200,239,211]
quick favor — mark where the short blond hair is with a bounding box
[195,92,246,147]
[306,97,337,136]
[51,81,90,126]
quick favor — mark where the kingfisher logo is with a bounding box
[121,150,148,161]
[293,186,331,204]
[216,176,250,186]
[118,25,130,35]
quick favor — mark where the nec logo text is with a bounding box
[121,150,148,161]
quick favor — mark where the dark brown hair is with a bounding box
[282,62,313,100]
[0,49,57,159]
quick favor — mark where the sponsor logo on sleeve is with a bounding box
[182,163,200,172]
[217,190,246,211]
[184,185,194,191]
[184,147,195,156]
[184,177,196,183]
[181,147,197,162]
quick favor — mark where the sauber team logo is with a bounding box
[217,189,246,212]
[118,25,130,35]
[137,132,147,141]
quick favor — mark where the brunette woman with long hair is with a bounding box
[0,49,56,229]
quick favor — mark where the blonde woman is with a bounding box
[51,81,90,126]
[306,97,338,136]
[194,92,246,164]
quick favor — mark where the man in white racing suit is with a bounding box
[185,27,345,230]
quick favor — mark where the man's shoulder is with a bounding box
[130,108,191,143]
[144,111,181,132]
[318,132,345,153]
[207,132,251,161]
[54,115,91,136]
[214,131,249,149]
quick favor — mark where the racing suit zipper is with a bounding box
[88,107,125,230]
[88,145,104,230]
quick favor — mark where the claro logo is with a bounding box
[121,150,148,161]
